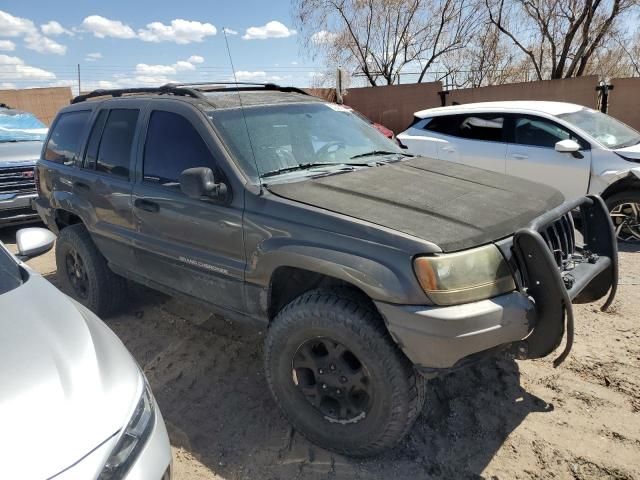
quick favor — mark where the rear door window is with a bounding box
[44,110,91,165]
[95,109,139,178]
[143,110,216,188]
[424,114,505,142]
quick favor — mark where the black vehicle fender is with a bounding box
[50,189,97,231]
[247,240,432,319]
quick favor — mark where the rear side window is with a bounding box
[143,111,215,188]
[44,110,91,165]
[95,109,139,178]
[425,114,505,142]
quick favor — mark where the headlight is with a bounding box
[99,381,155,479]
[414,244,516,306]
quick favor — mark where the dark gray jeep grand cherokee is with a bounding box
[35,83,618,456]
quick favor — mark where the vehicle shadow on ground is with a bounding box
[93,283,554,479]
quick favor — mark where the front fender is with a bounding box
[247,236,432,308]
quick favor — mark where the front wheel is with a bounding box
[264,288,425,456]
[605,191,640,243]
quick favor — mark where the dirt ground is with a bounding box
[3,225,639,480]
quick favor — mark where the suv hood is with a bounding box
[268,157,564,252]
[0,271,140,479]
[0,140,43,167]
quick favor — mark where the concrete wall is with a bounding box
[445,76,600,109]
[342,82,443,134]
[0,87,72,125]
[608,77,640,131]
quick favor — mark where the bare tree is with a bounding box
[485,0,637,80]
[293,0,478,86]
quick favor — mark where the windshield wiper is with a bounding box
[261,162,364,178]
[350,150,409,160]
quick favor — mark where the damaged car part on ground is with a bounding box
[33,83,617,456]
[0,228,172,479]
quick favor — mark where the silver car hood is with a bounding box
[0,270,141,479]
[0,140,43,167]
[614,143,640,160]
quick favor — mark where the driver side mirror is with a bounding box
[179,167,228,202]
[16,227,56,261]
[555,139,581,153]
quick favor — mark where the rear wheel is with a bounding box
[605,191,640,243]
[55,224,127,316]
[264,288,425,456]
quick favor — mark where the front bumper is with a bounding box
[0,192,39,225]
[377,291,536,371]
[54,398,172,480]
[379,195,617,373]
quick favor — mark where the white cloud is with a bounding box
[82,15,136,39]
[85,52,102,62]
[223,27,237,35]
[0,40,15,51]
[291,61,298,65]
[311,30,338,44]
[41,20,73,36]
[242,21,296,40]
[134,56,202,76]
[187,55,204,64]
[0,54,56,80]
[24,34,67,55]
[0,82,16,89]
[138,19,216,44]
[234,70,267,80]
[0,10,35,37]
[0,11,67,55]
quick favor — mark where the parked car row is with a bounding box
[20,83,616,462]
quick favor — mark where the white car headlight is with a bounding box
[414,244,516,305]
[99,382,155,479]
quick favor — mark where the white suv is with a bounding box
[398,101,640,242]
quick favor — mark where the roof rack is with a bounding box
[165,81,310,96]
[70,81,310,105]
[71,85,206,104]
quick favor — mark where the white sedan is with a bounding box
[398,101,640,242]
[0,228,172,479]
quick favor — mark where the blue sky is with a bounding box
[0,1,323,92]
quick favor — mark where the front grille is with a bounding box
[0,165,36,195]
[538,211,577,269]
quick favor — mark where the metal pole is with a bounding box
[77,64,81,95]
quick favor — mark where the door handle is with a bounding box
[512,153,529,160]
[73,181,90,192]
[135,198,160,213]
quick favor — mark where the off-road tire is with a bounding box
[55,224,127,316]
[264,287,426,456]
[605,190,640,243]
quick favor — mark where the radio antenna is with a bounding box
[223,27,262,193]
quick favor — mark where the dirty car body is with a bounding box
[34,84,617,455]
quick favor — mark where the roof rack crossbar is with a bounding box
[166,81,310,96]
[71,85,206,104]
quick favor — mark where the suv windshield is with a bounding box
[0,246,22,295]
[208,102,403,180]
[0,110,47,143]
[557,109,640,149]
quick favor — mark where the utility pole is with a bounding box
[77,64,81,96]
[336,67,344,104]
